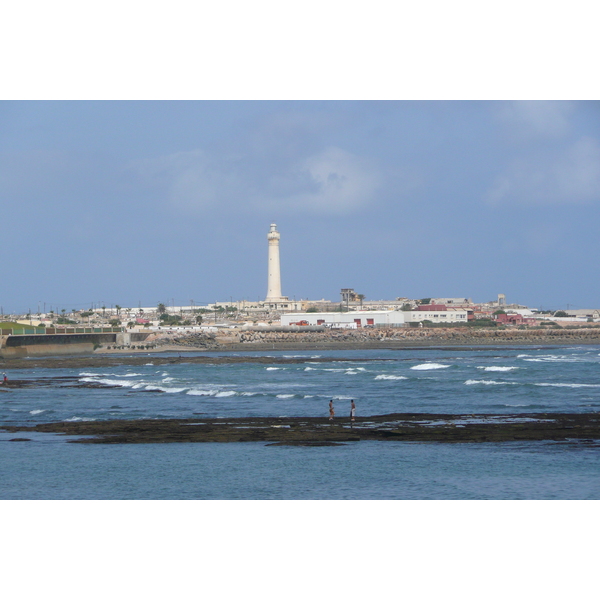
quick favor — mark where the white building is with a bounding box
[404,308,469,324]
[281,310,407,328]
[431,298,473,306]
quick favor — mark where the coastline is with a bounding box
[1,334,599,369]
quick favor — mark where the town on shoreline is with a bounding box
[2,292,600,358]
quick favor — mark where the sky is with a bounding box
[1,100,599,313]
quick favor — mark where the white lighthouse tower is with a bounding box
[266,223,288,307]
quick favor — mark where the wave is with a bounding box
[187,389,239,397]
[304,367,315,371]
[332,395,356,400]
[187,389,219,396]
[80,377,138,388]
[411,363,450,370]
[534,383,600,388]
[65,416,96,422]
[519,354,581,363]
[464,379,516,386]
[79,372,113,377]
[144,385,188,394]
[266,367,283,371]
[30,409,45,415]
[477,366,518,372]
[375,374,408,380]
[276,394,295,399]
[345,371,358,375]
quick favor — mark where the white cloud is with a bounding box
[496,101,573,140]
[259,147,381,213]
[485,136,600,205]
[130,145,382,215]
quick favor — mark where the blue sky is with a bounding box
[1,100,599,313]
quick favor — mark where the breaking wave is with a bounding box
[375,374,408,380]
[464,379,516,386]
[411,363,451,370]
[534,382,600,388]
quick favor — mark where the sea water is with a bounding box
[1,345,599,499]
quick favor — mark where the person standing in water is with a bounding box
[350,399,356,422]
[329,399,334,421]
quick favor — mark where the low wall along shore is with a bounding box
[149,326,600,351]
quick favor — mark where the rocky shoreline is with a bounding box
[141,326,600,353]
[3,412,599,445]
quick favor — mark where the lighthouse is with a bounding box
[266,223,287,304]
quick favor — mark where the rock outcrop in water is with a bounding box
[3,413,599,445]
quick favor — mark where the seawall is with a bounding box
[0,333,118,358]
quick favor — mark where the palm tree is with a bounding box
[115,305,121,317]
[357,294,366,309]
[157,303,167,315]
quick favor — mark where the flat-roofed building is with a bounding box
[280,310,406,328]
[404,308,469,324]
[431,298,473,306]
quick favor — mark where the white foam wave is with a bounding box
[332,395,356,400]
[535,383,600,388]
[65,416,96,422]
[411,363,450,370]
[477,366,518,372]
[266,367,282,371]
[520,354,579,363]
[304,395,314,398]
[123,373,143,377]
[80,377,138,388]
[345,371,358,375]
[304,367,315,371]
[187,388,238,397]
[464,379,516,386]
[79,372,112,377]
[241,392,257,396]
[30,409,45,415]
[187,389,219,396]
[276,394,295,399]
[375,374,408,380]
[143,385,188,393]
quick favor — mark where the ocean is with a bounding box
[1,345,599,499]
